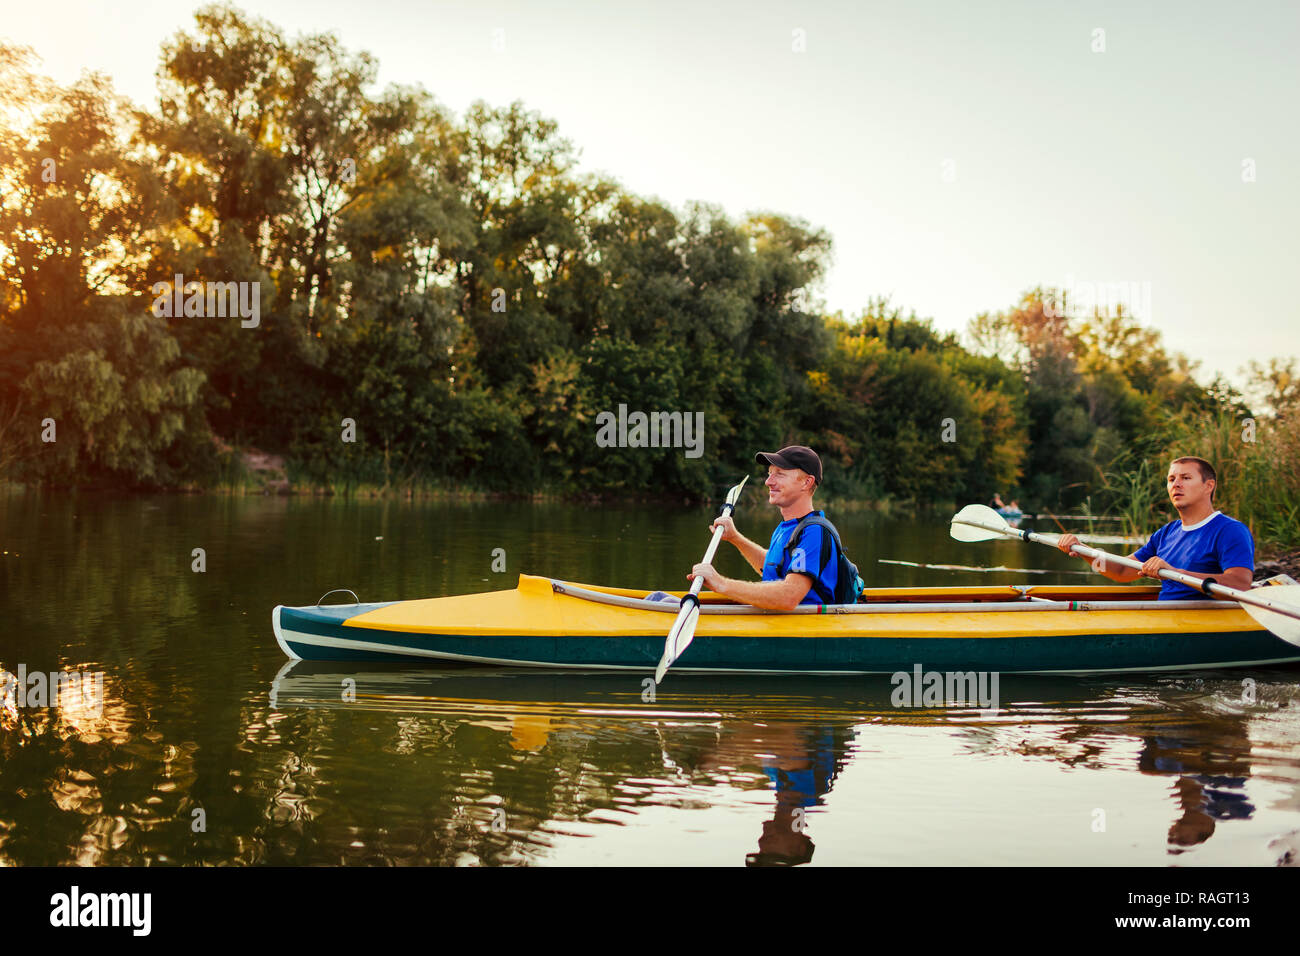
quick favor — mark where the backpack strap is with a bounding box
[780,515,839,604]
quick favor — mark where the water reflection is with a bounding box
[710,723,852,866]
[265,663,1300,865]
[1138,712,1253,852]
[268,663,859,865]
[955,674,1300,859]
[5,490,1299,866]
[0,664,145,865]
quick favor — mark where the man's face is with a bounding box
[766,465,814,505]
[1167,462,1213,512]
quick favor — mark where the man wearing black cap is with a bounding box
[688,445,842,610]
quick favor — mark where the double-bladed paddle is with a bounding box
[950,503,1300,647]
[654,475,749,683]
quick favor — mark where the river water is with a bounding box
[2,490,1298,866]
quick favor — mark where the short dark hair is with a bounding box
[1171,456,1217,499]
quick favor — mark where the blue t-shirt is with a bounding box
[763,510,839,605]
[1132,512,1254,600]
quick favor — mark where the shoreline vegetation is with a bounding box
[5,466,1296,574]
[1,4,1296,558]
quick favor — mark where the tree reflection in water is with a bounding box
[4,663,1298,865]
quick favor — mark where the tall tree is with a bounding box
[0,48,208,485]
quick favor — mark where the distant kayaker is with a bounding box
[688,445,856,610]
[1055,457,1254,599]
[991,493,1021,516]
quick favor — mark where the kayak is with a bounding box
[272,574,1300,674]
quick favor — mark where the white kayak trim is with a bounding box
[272,605,302,661]
[274,625,653,670]
[270,621,1300,675]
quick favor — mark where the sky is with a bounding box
[5,0,1298,386]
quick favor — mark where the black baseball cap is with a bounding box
[754,445,822,485]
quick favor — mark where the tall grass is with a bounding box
[1236,410,1300,549]
[1100,407,1300,552]
[1101,457,1163,541]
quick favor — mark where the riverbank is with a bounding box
[191,449,916,513]
[7,447,1296,565]
[1255,548,1300,582]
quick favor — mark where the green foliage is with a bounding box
[799,305,1027,504]
[1242,358,1299,417]
[0,44,214,487]
[961,290,1285,525]
[0,6,1294,556]
[1097,407,1300,549]
[18,308,213,486]
[1100,455,1164,541]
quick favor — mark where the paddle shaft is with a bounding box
[656,476,749,682]
[687,519,731,598]
[676,496,741,611]
[658,524,727,650]
[957,516,1300,624]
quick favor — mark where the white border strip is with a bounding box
[272,606,302,661]
[273,624,1300,675]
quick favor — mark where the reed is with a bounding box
[1101,407,1300,551]
[1101,456,1163,541]
[1237,411,1300,549]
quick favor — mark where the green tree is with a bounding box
[0,48,211,486]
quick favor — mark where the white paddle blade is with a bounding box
[1238,584,1300,648]
[724,474,749,508]
[950,504,1011,542]
[655,602,701,683]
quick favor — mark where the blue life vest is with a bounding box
[763,512,865,605]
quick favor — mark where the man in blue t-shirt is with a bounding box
[686,445,839,609]
[1056,456,1254,599]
